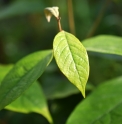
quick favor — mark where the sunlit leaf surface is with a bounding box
[53,31,89,97]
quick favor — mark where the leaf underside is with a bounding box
[5,81,53,123]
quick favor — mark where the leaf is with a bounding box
[0,1,44,20]
[82,35,122,56]
[0,64,52,123]
[0,65,13,84]
[0,50,53,110]
[66,76,122,124]
[42,76,79,99]
[5,82,53,124]
[42,75,94,99]
[53,31,89,97]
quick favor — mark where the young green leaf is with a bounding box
[5,82,53,124]
[53,31,89,97]
[66,76,122,124]
[83,35,122,56]
[0,50,53,110]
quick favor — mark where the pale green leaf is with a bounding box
[53,31,89,97]
[0,50,53,110]
[67,76,122,124]
[82,35,122,56]
[0,1,44,20]
[5,82,53,124]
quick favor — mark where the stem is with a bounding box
[67,0,76,35]
[57,17,62,32]
[86,0,110,38]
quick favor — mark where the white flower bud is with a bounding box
[44,7,59,22]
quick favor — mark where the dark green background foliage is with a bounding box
[0,0,122,124]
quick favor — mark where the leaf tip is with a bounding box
[81,91,85,98]
[83,93,85,98]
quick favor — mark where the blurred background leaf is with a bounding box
[67,76,122,124]
[83,35,122,55]
[41,74,94,99]
[0,1,44,20]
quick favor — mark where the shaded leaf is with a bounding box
[0,64,52,123]
[67,76,122,124]
[42,76,94,99]
[0,1,44,20]
[53,31,89,97]
[83,35,122,56]
[42,76,79,99]
[0,50,53,110]
[6,82,53,124]
[0,64,13,84]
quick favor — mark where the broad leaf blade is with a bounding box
[53,31,89,97]
[83,35,122,56]
[67,76,122,124]
[5,82,53,124]
[0,64,52,123]
[0,50,53,110]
